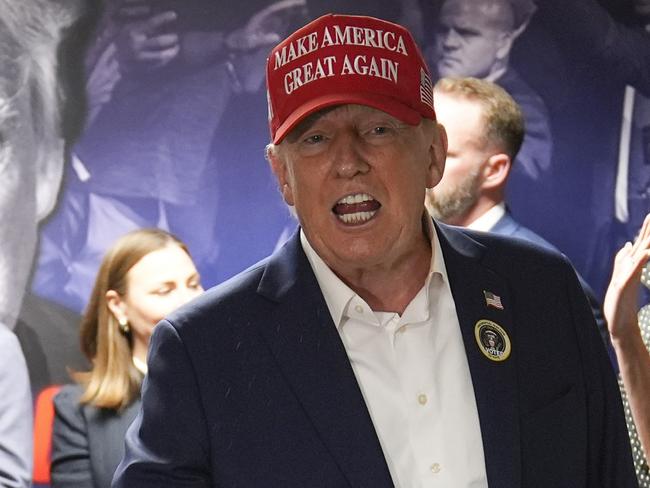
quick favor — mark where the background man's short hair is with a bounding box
[435,76,525,160]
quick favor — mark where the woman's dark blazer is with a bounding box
[51,384,140,488]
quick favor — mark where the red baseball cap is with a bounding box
[266,13,436,144]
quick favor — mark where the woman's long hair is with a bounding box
[74,228,190,410]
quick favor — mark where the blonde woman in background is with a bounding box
[50,228,204,487]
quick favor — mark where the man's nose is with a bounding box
[332,133,370,179]
[440,28,460,49]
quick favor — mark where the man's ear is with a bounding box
[35,138,65,222]
[495,32,515,63]
[512,15,533,40]
[106,290,127,324]
[482,153,511,190]
[426,122,447,189]
[267,146,295,206]
[497,15,531,61]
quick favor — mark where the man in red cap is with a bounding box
[113,13,637,487]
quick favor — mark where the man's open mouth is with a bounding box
[332,193,381,225]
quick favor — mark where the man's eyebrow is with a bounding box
[285,106,338,143]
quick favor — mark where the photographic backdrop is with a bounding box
[15,0,650,394]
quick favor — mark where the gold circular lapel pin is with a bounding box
[474,319,511,362]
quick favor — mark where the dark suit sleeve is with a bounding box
[574,273,618,369]
[111,320,211,487]
[51,386,93,488]
[565,259,638,486]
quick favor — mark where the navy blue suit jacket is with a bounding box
[491,211,611,352]
[113,223,636,487]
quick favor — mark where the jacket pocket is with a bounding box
[520,386,587,488]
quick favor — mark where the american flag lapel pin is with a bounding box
[483,290,504,310]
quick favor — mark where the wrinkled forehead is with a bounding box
[440,0,515,31]
[283,106,339,143]
[282,104,408,144]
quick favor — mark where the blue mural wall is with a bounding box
[18,0,650,394]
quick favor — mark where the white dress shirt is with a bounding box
[466,202,506,232]
[133,355,148,375]
[300,224,488,488]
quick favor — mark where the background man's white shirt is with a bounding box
[467,202,506,232]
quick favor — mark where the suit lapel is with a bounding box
[437,223,522,487]
[256,231,394,488]
[256,226,522,487]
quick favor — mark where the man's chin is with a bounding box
[436,61,461,78]
[428,203,462,225]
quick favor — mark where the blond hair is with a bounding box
[74,228,190,410]
[435,76,524,160]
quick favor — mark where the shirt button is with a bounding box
[430,463,441,474]
[417,394,428,405]
[354,305,363,314]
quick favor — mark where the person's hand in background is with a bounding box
[114,0,180,72]
[604,212,650,460]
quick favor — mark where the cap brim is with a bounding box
[273,93,424,144]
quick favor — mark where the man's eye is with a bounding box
[456,28,477,37]
[369,126,395,138]
[304,134,324,144]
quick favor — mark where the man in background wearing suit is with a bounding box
[426,76,613,355]
[114,14,636,487]
[432,0,552,224]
